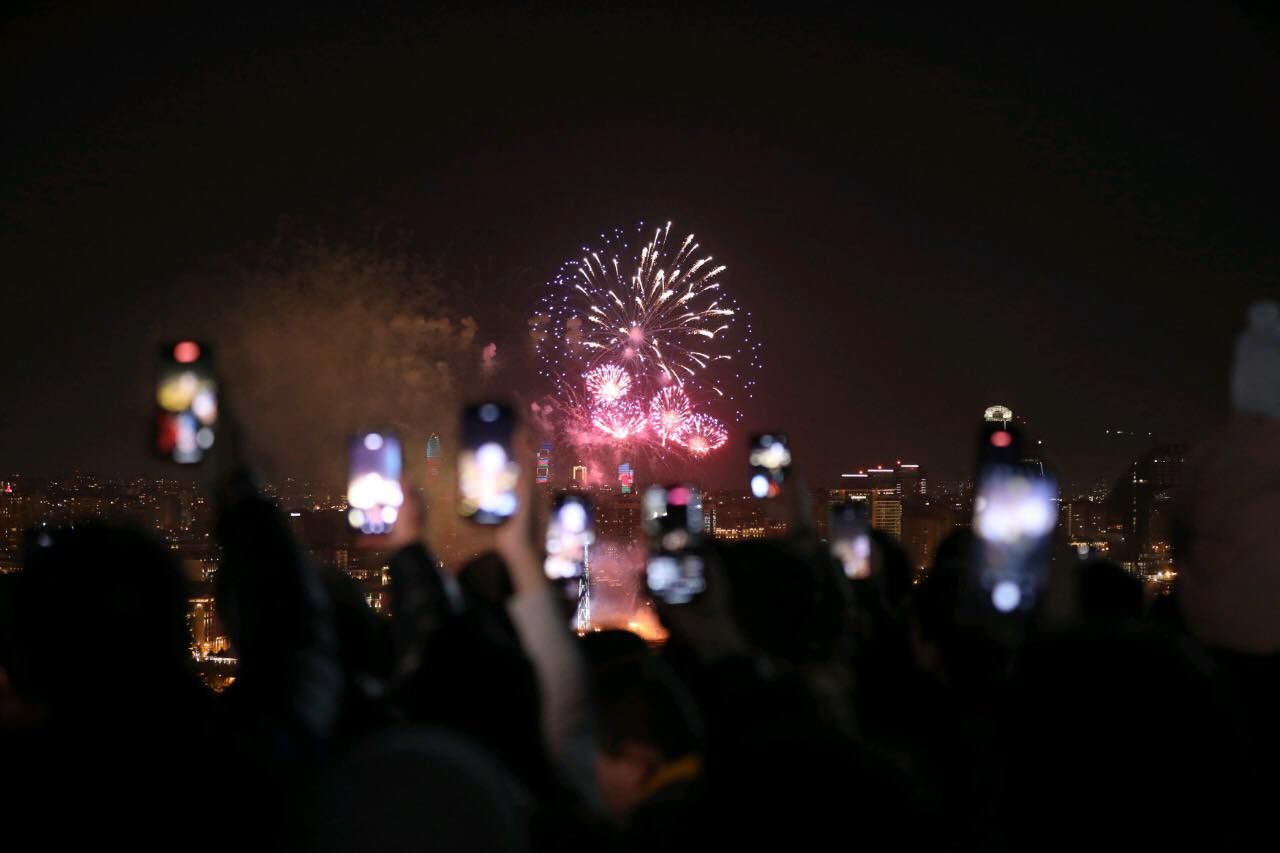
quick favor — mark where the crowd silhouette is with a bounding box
[2,312,1280,852]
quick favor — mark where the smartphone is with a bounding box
[829,500,871,580]
[971,464,1058,614]
[643,484,704,552]
[749,432,791,499]
[155,341,218,464]
[545,492,595,584]
[643,484,706,604]
[645,552,707,606]
[346,431,405,534]
[458,402,519,524]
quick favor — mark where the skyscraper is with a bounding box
[425,433,442,480]
[1105,443,1187,573]
[536,442,552,485]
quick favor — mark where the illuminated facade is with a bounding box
[832,462,926,539]
[536,442,552,485]
[425,433,442,481]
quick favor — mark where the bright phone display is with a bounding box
[972,465,1058,613]
[830,501,872,580]
[458,403,519,525]
[346,431,404,535]
[749,432,791,498]
[155,341,217,464]
[545,492,595,582]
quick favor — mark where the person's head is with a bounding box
[718,539,827,663]
[585,649,703,821]
[1175,415,1280,652]
[295,727,530,853]
[868,529,914,611]
[1005,626,1249,849]
[1075,557,1143,622]
[911,530,969,668]
[15,522,192,711]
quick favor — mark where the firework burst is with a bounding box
[648,386,692,443]
[678,413,728,456]
[531,221,759,457]
[584,363,632,404]
[591,399,648,440]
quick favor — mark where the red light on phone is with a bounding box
[173,341,200,363]
[991,430,1012,448]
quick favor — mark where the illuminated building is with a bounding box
[595,493,642,542]
[832,462,926,539]
[702,489,777,539]
[571,464,587,485]
[1105,444,1187,574]
[536,442,552,485]
[900,503,957,572]
[188,596,229,658]
[425,433,442,478]
[1062,498,1106,540]
[618,462,634,495]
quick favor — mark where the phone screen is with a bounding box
[545,493,595,582]
[155,341,217,464]
[645,552,707,605]
[643,484,706,604]
[830,501,871,580]
[347,431,404,534]
[748,432,791,498]
[972,465,1058,613]
[459,403,519,525]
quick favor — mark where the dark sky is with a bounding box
[2,1,1277,488]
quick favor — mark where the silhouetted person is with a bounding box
[1075,556,1144,622]
[292,727,531,853]
[580,631,704,850]
[5,522,232,849]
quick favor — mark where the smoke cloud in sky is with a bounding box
[173,240,481,482]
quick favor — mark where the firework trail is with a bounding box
[591,399,648,439]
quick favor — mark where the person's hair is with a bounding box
[589,652,703,761]
[15,522,191,704]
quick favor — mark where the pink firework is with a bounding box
[584,363,632,404]
[678,413,728,456]
[648,386,692,443]
[591,399,647,439]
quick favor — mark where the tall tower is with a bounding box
[425,433,442,480]
[575,543,592,631]
[984,404,1014,427]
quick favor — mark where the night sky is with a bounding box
[3,2,1277,488]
